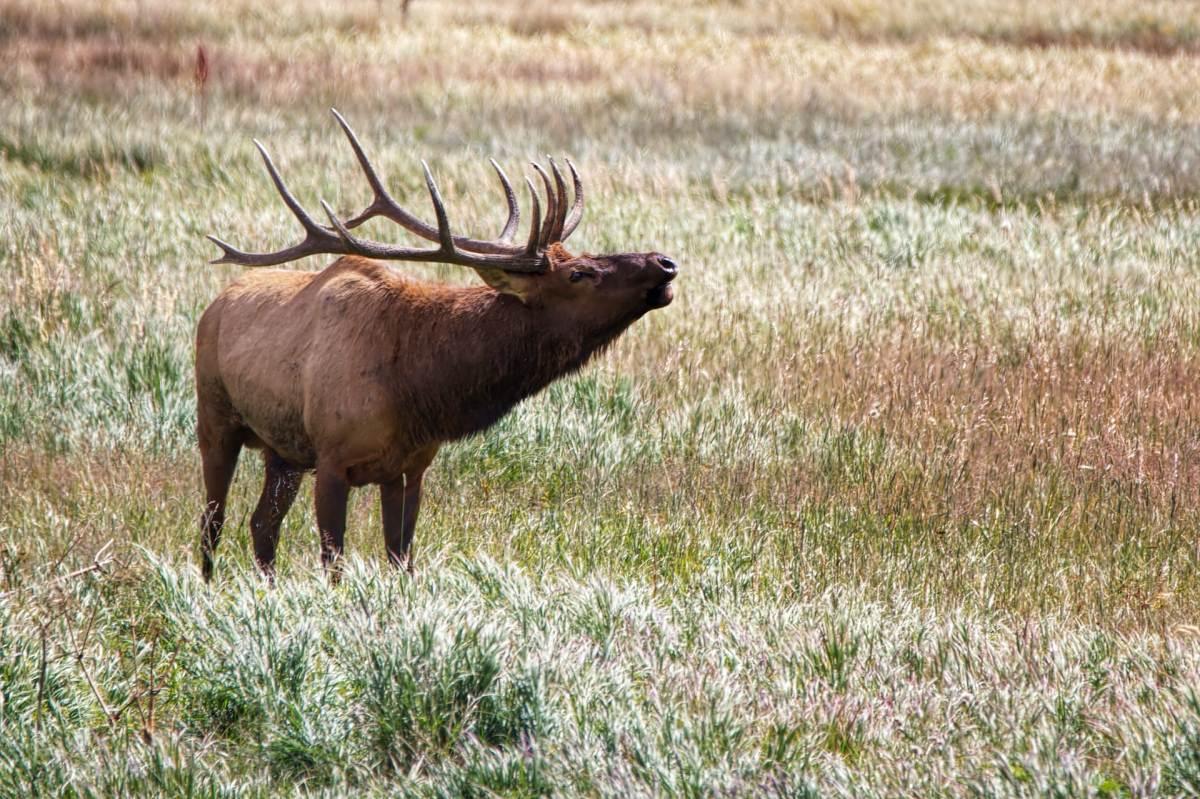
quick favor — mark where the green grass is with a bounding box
[2,0,1200,794]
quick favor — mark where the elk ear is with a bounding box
[472,267,535,301]
[471,245,574,301]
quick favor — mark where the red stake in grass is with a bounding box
[194,44,210,129]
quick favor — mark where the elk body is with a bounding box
[196,111,677,580]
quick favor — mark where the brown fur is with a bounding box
[196,249,676,579]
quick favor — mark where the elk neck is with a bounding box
[379,282,631,443]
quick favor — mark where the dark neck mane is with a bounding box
[384,284,630,444]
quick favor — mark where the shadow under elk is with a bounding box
[196,110,677,581]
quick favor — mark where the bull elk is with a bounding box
[196,110,677,580]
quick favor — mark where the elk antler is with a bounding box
[207,109,585,273]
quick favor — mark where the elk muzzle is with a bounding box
[645,254,677,309]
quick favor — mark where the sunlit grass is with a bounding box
[4,556,1200,796]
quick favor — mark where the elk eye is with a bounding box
[569,270,593,283]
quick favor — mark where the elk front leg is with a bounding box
[314,465,350,581]
[381,472,425,573]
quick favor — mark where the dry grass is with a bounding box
[5,9,1199,120]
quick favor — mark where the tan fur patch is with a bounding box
[547,242,575,265]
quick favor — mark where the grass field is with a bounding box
[2,0,1200,795]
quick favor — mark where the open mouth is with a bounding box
[646,277,676,309]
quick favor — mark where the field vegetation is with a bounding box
[1,0,1199,795]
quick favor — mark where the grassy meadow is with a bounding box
[2,0,1200,794]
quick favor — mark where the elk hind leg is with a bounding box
[199,427,244,582]
[250,451,304,580]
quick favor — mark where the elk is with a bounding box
[196,110,677,581]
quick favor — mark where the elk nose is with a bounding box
[655,255,678,275]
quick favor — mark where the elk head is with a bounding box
[207,109,678,331]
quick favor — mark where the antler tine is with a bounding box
[548,157,569,244]
[421,161,456,253]
[330,108,434,239]
[253,140,329,239]
[206,234,296,267]
[523,176,542,256]
[531,162,557,249]
[331,108,407,230]
[319,199,438,263]
[206,235,245,265]
[205,226,350,267]
[490,158,520,243]
[561,159,585,242]
[207,141,351,267]
[330,109,526,257]
[321,199,369,250]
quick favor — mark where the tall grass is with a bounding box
[3,556,1200,796]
